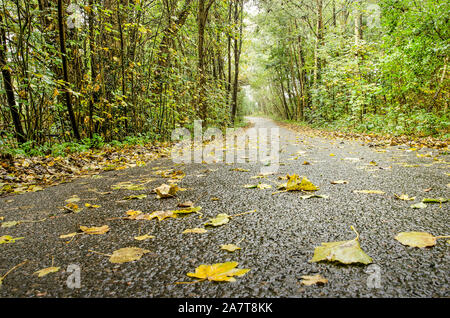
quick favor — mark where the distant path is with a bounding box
[0,117,448,297]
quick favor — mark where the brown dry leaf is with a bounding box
[178,201,194,208]
[301,274,328,286]
[331,180,348,184]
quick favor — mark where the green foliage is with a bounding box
[245,0,449,138]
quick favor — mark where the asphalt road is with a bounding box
[0,117,448,298]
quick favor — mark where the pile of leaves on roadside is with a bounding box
[277,121,449,150]
[0,143,171,196]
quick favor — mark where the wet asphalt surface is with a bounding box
[0,117,448,298]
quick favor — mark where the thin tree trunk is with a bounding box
[57,0,80,140]
[0,13,26,144]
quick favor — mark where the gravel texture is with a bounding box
[0,117,448,298]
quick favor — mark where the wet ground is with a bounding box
[0,117,448,298]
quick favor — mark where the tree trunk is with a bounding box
[231,0,243,124]
[57,0,80,140]
[0,13,26,144]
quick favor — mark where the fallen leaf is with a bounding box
[205,213,230,227]
[172,206,202,215]
[331,180,348,184]
[1,221,19,228]
[422,198,448,204]
[310,226,372,265]
[301,274,328,286]
[220,244,241,252]
[111,182,146,191]
[65,195,80,203]
[59,232,78,239]
[85,203,101,208]
[279,174,319,192]
[394,194,416,201]
[410,202,427,209]
[109,247,150,264]
[34,267,60,278]
[154,183,180,198]
[147,210,176,221]
[353,190,385,195]
[183,228,208,234]
[121,194,147,200]
[394,232,450,248]
[0,235,24,244]
[184,262,250,282]
[64,202,83,213]
[300,194,329,200]
[177,201,194,208]
[134,234,155,241]
[230,168,250,172]
[79,225,110,235]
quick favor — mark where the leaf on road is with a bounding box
[0,235,24,244]
[300,194,329,200]
[177,201,194,208]
[109,247,150,264]
[410,202,427,209]
[310,226,372,265]
[394,194,416,201]
[85,203,101,208]
[121,194,147,201]
[154,183,181,198]
[353,190,385,195]
[183,262,250,283]
[422,198,448,204]
[79,225,110,235]
[1,221,19,228]
[183,228,207,234]
[205,213,230,227]
[147,210,176,221]
[301,274,328,286]
[65,195,80,203]
[278,174,319,192]
[172,206,202,215]
[59,232,78,239]
[34,267,60,278]
[220,244,241,252]
[134,234,155,241]
[331,180,348,184]
[112,182,146,191]
[394,232,450,248]
[64,202,83,213]
[230,168,250,172]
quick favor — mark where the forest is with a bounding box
[0,0,449,301]
[0,0,448,156]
